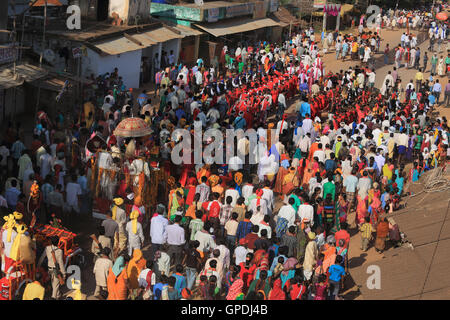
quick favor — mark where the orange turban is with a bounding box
[208,175,219,187]
[234,172,243,186]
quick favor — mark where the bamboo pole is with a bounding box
[35,0,47,118]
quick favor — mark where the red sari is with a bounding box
[268,278,286,300]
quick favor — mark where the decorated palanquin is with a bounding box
[88,149,170,221]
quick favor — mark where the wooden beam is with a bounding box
[0,45,30,49]
[124,33,143,46]
[83,42,108,57]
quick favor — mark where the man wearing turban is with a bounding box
[111,198,127,258]
[1,214,18,272]
[249,189,268,216]
[125,210,144,256]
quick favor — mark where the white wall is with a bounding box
[162,38,181,66]
[109,0,128,22]
[82,48,142,89]
[109,0,150,24]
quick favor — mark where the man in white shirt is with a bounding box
[168,50,175,65]
[302,114,313,135]
[102,97,112,116]
[278,198,297,228]
[234,239,249,265]
[367,68,376,88]
[194,222,216,253]
[357,171,372,200]
[313,143,326,163]
[0,143,10,171]
[39,146,53,180]
[65,174,81,216]
[166,215,186,266]
[261,183,274,215]
[195,70,203,89]
[228,155,244,172]
[150,205,169,259]
[249,190,269,216]
[298,133,311,155]
[298,200,314,228]
[258,215,272,239]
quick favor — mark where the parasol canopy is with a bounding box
[113,117,153,138]
[86,134,107,153]
[436,12,448,21]
[30,0,63,6]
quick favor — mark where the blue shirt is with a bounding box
[299,83,309,93]
[5,187,20,209]
[77,176,88,195]
[328,264,346,282]
[41,183,54,204]
[236,220,253,240]
[395,176,404,195]
[412,169,420,182]
[175,108,186,122]
[173,273,187,293]
[428,94,436,106]
[269,254,287,274]
[153,283,168,300]
[300,102,311,118]
[433,83,442,93]
[233,116,246,130]
[137,93,148,107]
[381,192,388,208]
[325,159,337,172]
[11,141,25,160]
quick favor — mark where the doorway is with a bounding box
[97,0,109,21]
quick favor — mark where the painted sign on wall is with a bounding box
[226,3,254,18]
[208,7,220,22]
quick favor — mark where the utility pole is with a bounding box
[39,0,48,67]
[36,0,48,118]
[322,0,327,33]
[11,0,18,78]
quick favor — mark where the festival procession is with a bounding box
[0,0,449,301]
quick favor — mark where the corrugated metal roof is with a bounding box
[194,17,281,38]
[0,63,48,90]
[143,27,184,43]
[91,27,184,55]
[93,37,144,56]
[131,32,158,47]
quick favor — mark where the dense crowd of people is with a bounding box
[0,4,449,301]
